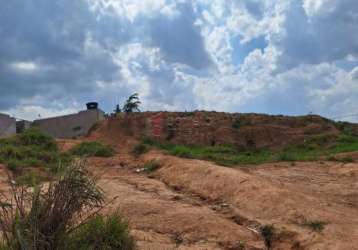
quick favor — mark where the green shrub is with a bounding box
[66,213,135,250]
[16,128,58,151]
[0,130,71,173]
[132,143,147,156]
[0,161,105,249]
[71,142,114,157]
[143,160,161,173]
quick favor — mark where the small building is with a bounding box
[33,102,105,139]
[0,113,16,138]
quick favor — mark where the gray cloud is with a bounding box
[0,0,357,121]
[0,0,211,113]
[0,0,125,110]
[147,3,212,70]
[274,0,358,69]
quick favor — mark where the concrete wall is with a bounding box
[16,120,32,133]
[33,109,105,139]
[0,113,16,138]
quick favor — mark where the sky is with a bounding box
[0,0,358,121]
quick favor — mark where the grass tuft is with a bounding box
[132,143,148,157]
[70,142,114,157]
[143,160,161,173]
[66,212,135,250]
[302,220,327,232]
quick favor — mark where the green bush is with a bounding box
[70,142,114,157]
[16,128,58,151]
[0,161,105,249]
[66,213,135,250]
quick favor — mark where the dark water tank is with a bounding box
[86,102,98,110]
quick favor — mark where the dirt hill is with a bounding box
[89,112,353,150]
[83,112,358,249]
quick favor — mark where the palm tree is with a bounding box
[123,93,141,113]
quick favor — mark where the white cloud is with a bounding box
[4,105,79,121]
[11,62,39,72]
[2,0,358,122]
[302,0,338,17]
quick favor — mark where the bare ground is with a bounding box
[83,138,358,250]
[2,133,357,249]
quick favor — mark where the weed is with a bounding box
[16,127,58,150]
[277,151,296,162]
[0,160,135,250]
[0,129,72,173]
[143,160,161,173]
[132,143,148,157]
[70,141,114,157]
[260,225,274,249]
[143,130,358,166]
[15,171,47,187]
[170,145,194,158]
[66,212,135,250]
[340,156,354,163]
[0,161,104,249]
[302,220,327,232]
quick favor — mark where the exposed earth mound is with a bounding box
[89,112,352,150]
[83,112,358,250]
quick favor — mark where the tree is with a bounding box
[114,104,121,114]
[123,93,141,113]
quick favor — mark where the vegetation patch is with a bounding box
[66,212,135,250]
[302,220,327,232]
[0,161,135,250]
[15,171,48,187]
[70,141,115,157]
[0,128,72,173]
[143,132,358,166]
[132,143,148,157]
[143,160,161,173]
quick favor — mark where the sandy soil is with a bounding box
[82,140,358,250]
